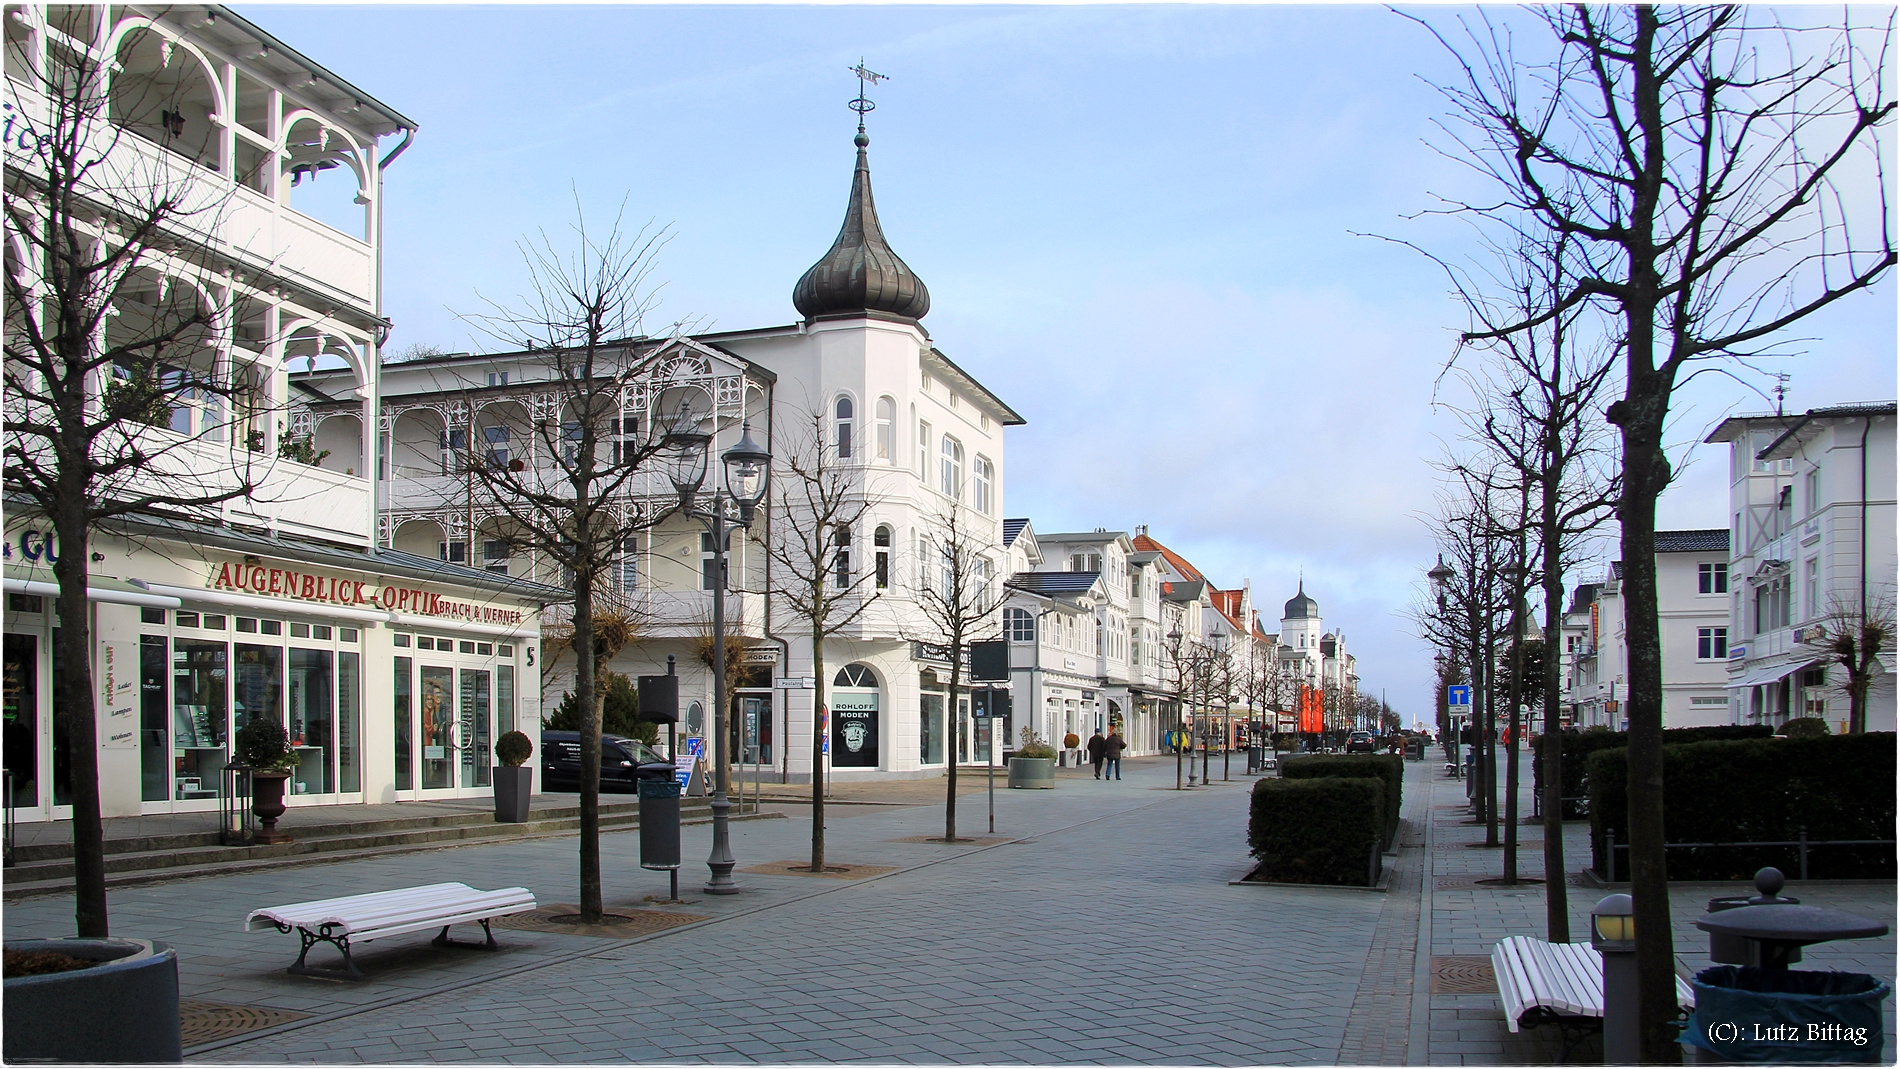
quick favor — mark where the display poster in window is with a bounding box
[830,691,878,767]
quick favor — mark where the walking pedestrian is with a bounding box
[1104,728,1126,780]
[1086,728,1107,778]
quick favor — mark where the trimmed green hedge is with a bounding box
[1282,754,1403,846]
[1587,733,1896,880]
[1248,777,1385,886]
[1534,726,1773,820]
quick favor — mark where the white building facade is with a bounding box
[1707,404,1897,732]
[4,4,555,823]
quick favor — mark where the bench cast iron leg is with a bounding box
[280,921,366,981]
[431,918,500,951]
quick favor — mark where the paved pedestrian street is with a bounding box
[5,756,1892,1064]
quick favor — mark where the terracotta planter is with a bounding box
[493,765,532,822]
[3,937,181,1063]
[251,770,293,844]
[1008,756,1055,789]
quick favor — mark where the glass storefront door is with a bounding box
[458,668,490,790]
[419,665,453,790]
[735,692,772,766]
[3,633,39,811]
[171,638,228,801]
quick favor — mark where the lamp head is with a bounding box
[1427,554,1454,591]
[661,401,710,502]
[721,420,771,520]
[1590,893,1635,950]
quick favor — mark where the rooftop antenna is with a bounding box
[848,60,887,142]
[1772,372,1791,416]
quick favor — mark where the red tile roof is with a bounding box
[1131,533,1203,582]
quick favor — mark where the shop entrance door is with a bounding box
[3,633,44,819]
[418,665,456,791]
[458,668,492,791]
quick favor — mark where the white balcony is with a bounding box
[112,431,372,546]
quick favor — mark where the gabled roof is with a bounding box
[1210,588,1246,631]
[1002,519,1030,547]
[1655,529,1730,554]
[1131,533,1203,582]
[1161,578,1207,602]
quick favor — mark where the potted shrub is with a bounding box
[4,938,182,1062]
[233,716,297,844]
[1009,729,1058,789]
[493,730,535,822]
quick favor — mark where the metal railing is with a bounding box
[1598,825,1897,883]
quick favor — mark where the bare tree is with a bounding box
[1802,592,1896,734]
[1414,9,1894,1051]
[4,23,269,936]
[759,404,879,870]
[911,490,998,841]
[455,203,676,924]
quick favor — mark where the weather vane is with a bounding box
[849,60,888,136]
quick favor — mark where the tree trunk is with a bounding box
[52,510,106,938]
[944,658,960,841]
[810,633,826,871]
[1540,515,1569,942]
[572,579,602,924]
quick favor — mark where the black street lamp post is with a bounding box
[665,408,771,895]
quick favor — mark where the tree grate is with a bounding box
[1430,955,1497,995]
[491,905,708,938]
[738,859,898,879]
[180,999,309,1048]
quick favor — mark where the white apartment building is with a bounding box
[333,123,1025,784]
[4,5,556,823]
[1706,403,1897,732]
[1561,530,1733,729]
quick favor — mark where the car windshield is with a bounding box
[616,739,667,764]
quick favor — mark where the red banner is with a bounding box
[1297,684,1324,733]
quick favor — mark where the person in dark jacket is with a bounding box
[1103,729,1127,780]
[1086,728,1107,778]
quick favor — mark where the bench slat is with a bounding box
[1495,936,1697,1031]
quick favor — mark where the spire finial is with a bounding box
[849,60,887,146]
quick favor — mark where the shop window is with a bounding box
[459,668,491,788]
[287,648,335,796]
[417,636,435,650]
[139,635,168,801]
[290,622,310,638]
[236,617,258,633]
[497,664,515,736]
[338,652,360,793]
[394,633,411,648]
[340,628,358,643]
[260,620,282,636]
[477,642,493,656]
[393,656,413,791]
[499,644,514,658]
[202,614,226,630]
[460,640,476,654]
[419,665,453,789]
[176,611,199,627]
[312,625,332,640]
[140,607,163,624]
[171,639,227,801]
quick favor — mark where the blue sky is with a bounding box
[247,4,1896,726]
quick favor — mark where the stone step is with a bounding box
[7,797,650,864]
[2,799,739,898]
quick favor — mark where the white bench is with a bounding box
[246,882,536,980]
[1492,936,1695,1055]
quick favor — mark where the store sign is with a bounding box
[830,691,878,767]
[207,561,525,626]
[1,528,59,563]
[99,640,137,749]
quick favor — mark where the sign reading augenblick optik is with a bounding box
[207,561,525,626]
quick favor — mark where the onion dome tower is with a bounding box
[1283,580,1318,621]
[792,66,930,322]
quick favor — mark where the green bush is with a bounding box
[1534,725,1772,819]
[1587,733,1896,880]
[234,716,293,771]
[1780,717,1830,737]
[494,730,533,767]
[1248,776,1385,886]
[545,673,659,744]
[1282,754,1403,847]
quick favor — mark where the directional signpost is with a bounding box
[1447,686,1472,779]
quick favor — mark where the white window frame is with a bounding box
[973,455,994,514]
[834,395,855,460]
[940,435,964,499]
[875,396,895,462]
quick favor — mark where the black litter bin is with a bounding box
[1682,966,1891,1064]
[638,779,681,871]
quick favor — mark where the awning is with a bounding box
[1726,655,1816,689]
[3,574,183,610]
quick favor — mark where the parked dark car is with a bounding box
[540,731,673,792]
[1345,731,1377,754]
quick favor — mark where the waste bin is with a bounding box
[638,779,681,871]
[1682,965,1890,1063]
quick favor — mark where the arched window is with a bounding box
[874,525,892,589]
[940,435,963,498]
[972,455,994,514]
[835,664,878,688]
[1005,607,1036,643]
[832,663,880,767]
[834,396,854,459]
[875,396,895,461]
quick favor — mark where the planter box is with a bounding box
[1008,756,1055,789]
[4,938,181,1063]
[493,765,533,823]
